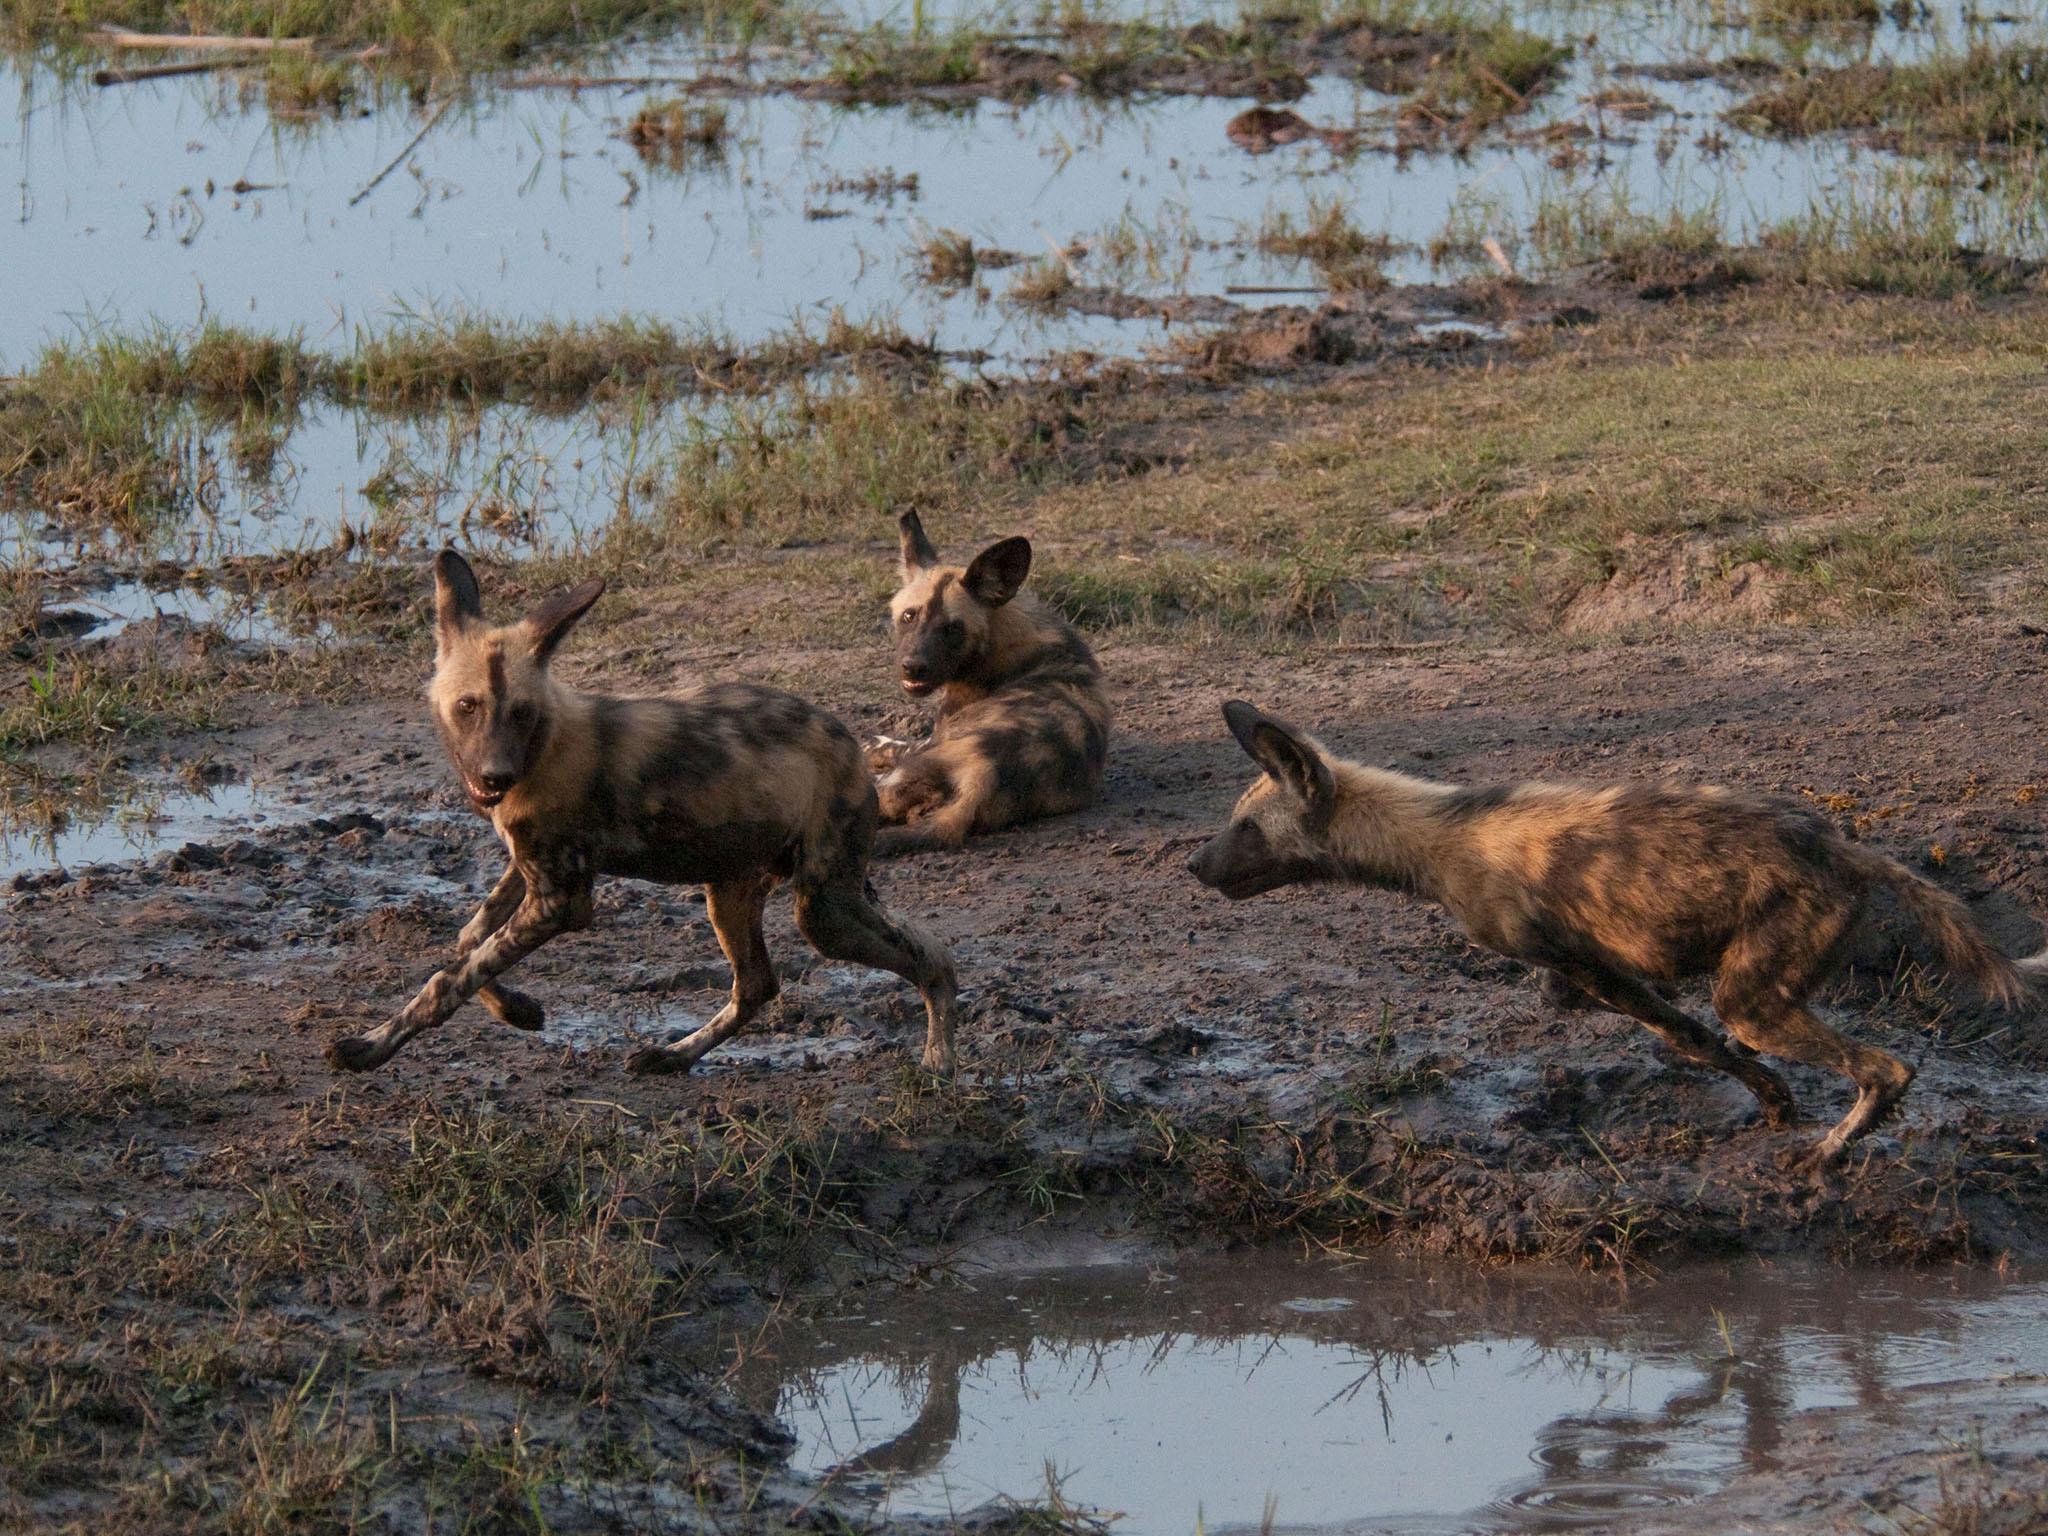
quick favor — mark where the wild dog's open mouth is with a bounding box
[464,779,508,809]
[900,677,937,698]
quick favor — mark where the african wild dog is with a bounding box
[327,550,961,1077]
[868,511,1110,856]
[1188,700,2047,1163]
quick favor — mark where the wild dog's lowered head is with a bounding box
[430,549,604,812]
[1188,702,1350,898]
[889,511,1033,698]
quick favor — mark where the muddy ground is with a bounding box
[7,600,2048,1530]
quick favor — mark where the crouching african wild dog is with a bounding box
[868,512,1110,855]
[1188,701,2048,1163]
[326,551,962,1077]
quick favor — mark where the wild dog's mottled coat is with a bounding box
[328,550,960,1076]
[869,512,1110,855]
[1188,701,2047,1162]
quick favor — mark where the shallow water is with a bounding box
[0,13,1973,371]
[733,1252,2048,1531]
[7,3,2043,562]
[0,779,270,879]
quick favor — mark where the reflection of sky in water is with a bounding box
[6,0,2031,370]
[0,780,267,878]
[754,1257,2048,1533]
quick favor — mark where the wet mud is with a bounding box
[7,612,2048,1526]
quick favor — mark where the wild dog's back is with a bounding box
[495,681,877,888]
[1426,781,1846,980]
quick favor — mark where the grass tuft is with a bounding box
[1737,45,2048,151]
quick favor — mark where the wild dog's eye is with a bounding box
[896,608,917,627]
[455,696,481,717]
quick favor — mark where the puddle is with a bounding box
[734,1252,2048,1531]
[0,780,272,879]
[552,962,914,1057]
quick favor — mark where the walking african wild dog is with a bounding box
[867,511,1110,856]
[326,550,962,1077]
[1188,701,2048,1163]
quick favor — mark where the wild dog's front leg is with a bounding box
[330,877,592,1071]
[459,864,547,1032]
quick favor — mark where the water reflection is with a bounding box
[728,1254,2041,1532]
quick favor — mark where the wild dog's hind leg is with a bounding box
[625,875,780,1075]
[794,875,960,1073]
[1712,901,1913,1163]
[330,876,590,1071]
[459,864,546,1032]
[1552,963,1798,1129]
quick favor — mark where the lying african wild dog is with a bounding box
[1188,700,2048,1163]
[867,511,1110,856]
[327,550,961,1077]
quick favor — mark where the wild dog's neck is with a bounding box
[947,593,1090,700]
[1321,761,1454,897]
[492,679,598,825]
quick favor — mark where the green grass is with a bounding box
[817,0,1564,113]
[1255,198,1394,292]
[1736,44,2048,150]
[1519,170,2042,301]
[6,0,792,70]
[1022,299,2048,636]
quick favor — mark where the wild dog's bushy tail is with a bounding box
[1847,845,2035,1007]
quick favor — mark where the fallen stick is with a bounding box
[90,26,315,52]
[93,56,255,85]
[1481,237,1518,279]
[1473,63,1528,108]
[503,72,708,90]
[347,98,452,207]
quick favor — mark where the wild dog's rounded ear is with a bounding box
[898,510,940,577]
[963,536,1031,607]
[1223,700,1333,814]
[434,548,483,654]
[522,576,606,663]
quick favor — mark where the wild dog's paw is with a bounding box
[624,1044,695,1076]
[919,1041,959,1076]
[327,1034,385,1072]
[864,735,910,775]
[484,985,545,1032]
[1748,1070,1799,1130]
[1535,969,1595,1012]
